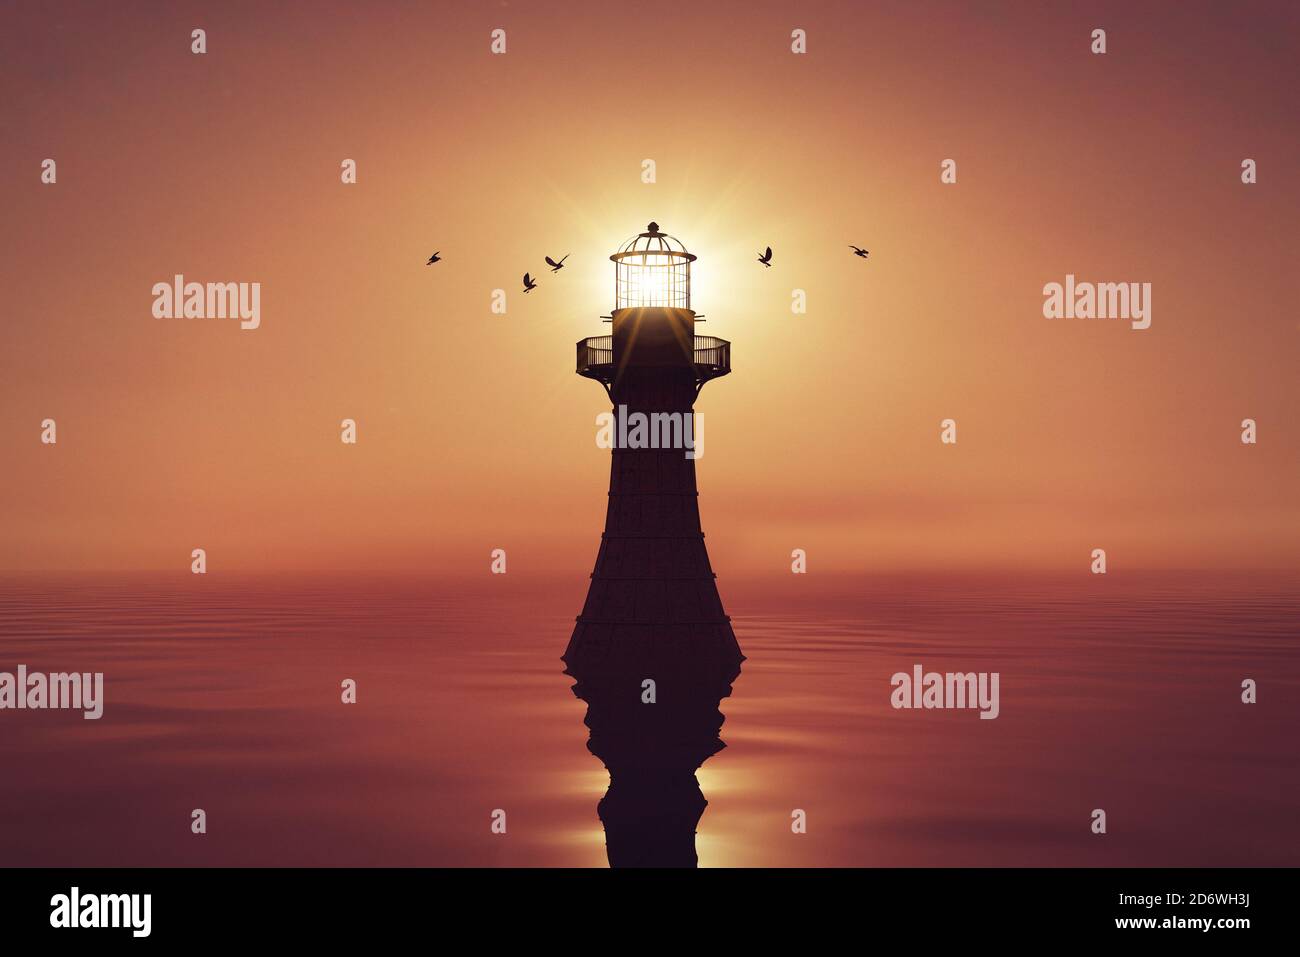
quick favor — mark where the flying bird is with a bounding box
[849,245,870,259]
[522,273,538,293]
[545,254,569,273]
[757,246,773,268]
[425,252,441,265]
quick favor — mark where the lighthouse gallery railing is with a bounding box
[576,335,730,380]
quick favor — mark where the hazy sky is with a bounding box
[2,0,1297,574]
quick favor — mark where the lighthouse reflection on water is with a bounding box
[566,224,742,867]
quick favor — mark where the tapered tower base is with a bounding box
[564,353,742,678]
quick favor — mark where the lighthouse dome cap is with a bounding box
[612,222,697,262]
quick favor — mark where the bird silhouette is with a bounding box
[757,246,773,268]
[849,245,870,259]
[426,252,441,265]
[545,254,569,273]
[523,272,538,294]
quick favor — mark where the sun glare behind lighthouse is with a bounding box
[624,256,674,306]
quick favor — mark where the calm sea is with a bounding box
[0,571,1295,866]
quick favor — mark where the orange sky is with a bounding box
[2,0,1297,575]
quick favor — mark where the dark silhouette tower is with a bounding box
[565,223,743,867]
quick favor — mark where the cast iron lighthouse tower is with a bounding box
[566,223,742,677]
[565,223,743,867]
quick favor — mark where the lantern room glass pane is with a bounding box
[615,254,690,309]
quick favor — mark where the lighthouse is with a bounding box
[565,223,743,867]
[566,223,741,678]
